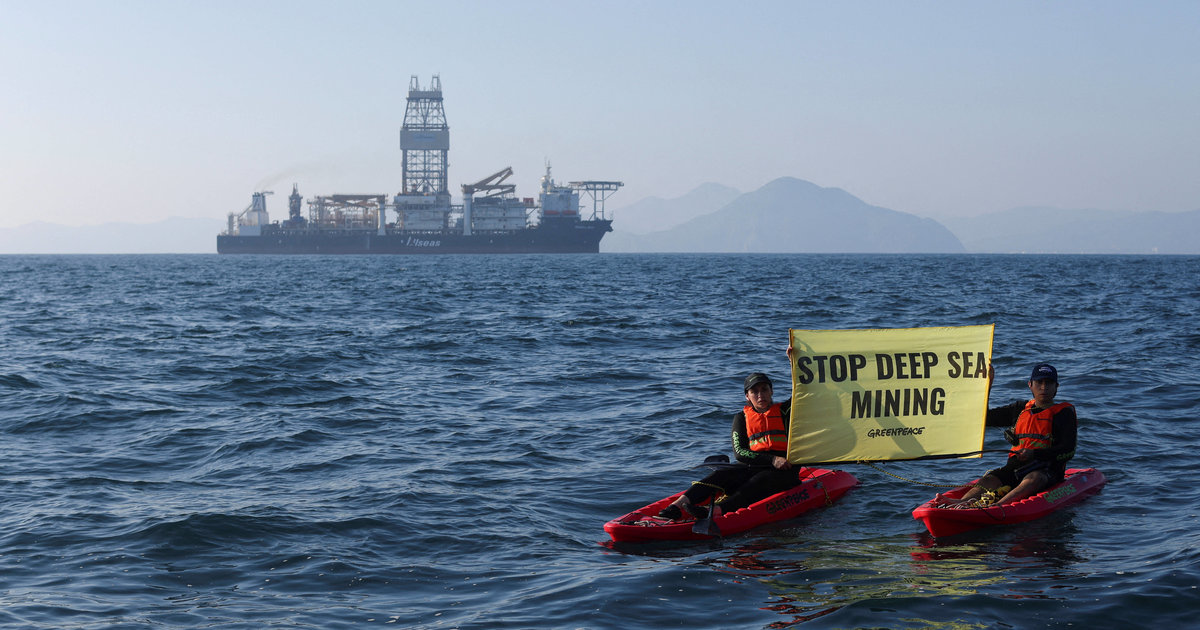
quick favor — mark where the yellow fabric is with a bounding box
[786,325,994,464]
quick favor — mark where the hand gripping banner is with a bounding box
[786,325,994,464]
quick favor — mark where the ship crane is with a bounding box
[462,166,516,198]
[244,190,274,213]
[225,191,272,236]
[460,166,518,236]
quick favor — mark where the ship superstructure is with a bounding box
[218,76,621,254]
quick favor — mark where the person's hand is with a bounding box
[987,363,994,390]
[772,456,792,470]
[1014,448,1032,462]
[786,345,795,360]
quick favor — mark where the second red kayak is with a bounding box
[604,468,858,543]
[912,467,1106,538]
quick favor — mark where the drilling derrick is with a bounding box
[400,75,449,199]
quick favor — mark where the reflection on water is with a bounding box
[701,517,1088,628]
[601,497,1096,627]
[911,516,1089,589]
[720,535,1000,627]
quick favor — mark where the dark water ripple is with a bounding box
[1,253,1199,628]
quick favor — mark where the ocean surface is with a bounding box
[2,253,1198,629]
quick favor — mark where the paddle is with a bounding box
[688,455,728,536]
[691,501,721,536]
[691,453,761,471]
[692,459,776,471]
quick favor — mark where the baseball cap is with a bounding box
[744,372,773,392]
[1029,363,1058,382]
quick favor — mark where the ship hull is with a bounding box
[217,219,611,254]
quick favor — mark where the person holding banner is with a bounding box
[656,368,802,521]
[941,363,1077,509]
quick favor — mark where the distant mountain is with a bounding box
[0,218,224,254]
[604,177,964,253]
[942,206,1200,254]
[610,182,741,234]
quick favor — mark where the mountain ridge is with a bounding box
[610,182,742,235]
[604,177,964,253]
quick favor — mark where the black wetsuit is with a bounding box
[682,398,802,512]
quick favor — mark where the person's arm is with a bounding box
[985,401,1024,427]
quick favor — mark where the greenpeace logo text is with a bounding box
[765,488,811,515]
[867,426,926,439]
[1043,484,1078,503]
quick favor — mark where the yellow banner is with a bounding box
[786,325,994,464]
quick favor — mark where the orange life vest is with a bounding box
[1010,400,1072,455]
[744,403,787,452]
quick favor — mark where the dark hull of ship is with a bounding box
[217,219,612,254]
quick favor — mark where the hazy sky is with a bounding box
[2,0,1198,228]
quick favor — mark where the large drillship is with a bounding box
[217,76,621,255]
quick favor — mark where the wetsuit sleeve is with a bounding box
[731,411,774,466]
[985,401,1024,427]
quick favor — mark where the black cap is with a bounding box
[1029,363,1058,382]
[744,372,773,392]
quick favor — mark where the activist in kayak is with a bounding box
[938,362,1077,509]
[913,467,1105,537]
[657,358,806,522]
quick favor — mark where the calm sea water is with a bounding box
[1,253,1198,629]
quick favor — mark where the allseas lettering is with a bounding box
[851,388,946,418]
[1043,484,1078,503]
[405,237,442,247]
[765,488,811,515]
[867,426,926,439]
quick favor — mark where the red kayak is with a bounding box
[912,467,1106,538]
[604,468,857,543]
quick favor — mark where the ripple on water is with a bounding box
[0,254,1198,628]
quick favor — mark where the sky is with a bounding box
[2,0,1199,229]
